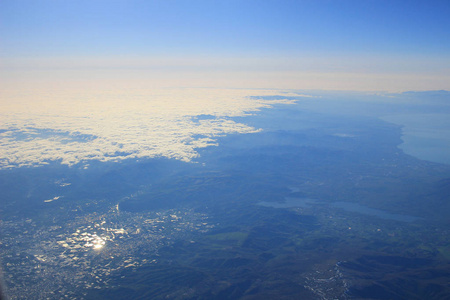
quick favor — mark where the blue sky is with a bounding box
[1,0,450,90]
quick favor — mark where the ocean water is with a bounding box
[382,114,450,165]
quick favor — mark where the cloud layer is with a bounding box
[0,87,296,169]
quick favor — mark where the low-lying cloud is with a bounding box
[0,87,297,169]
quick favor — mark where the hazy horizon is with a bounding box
[1,0,450,92]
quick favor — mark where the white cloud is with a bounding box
[0,87,297,169]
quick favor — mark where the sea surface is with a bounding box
[382,113,450,165]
